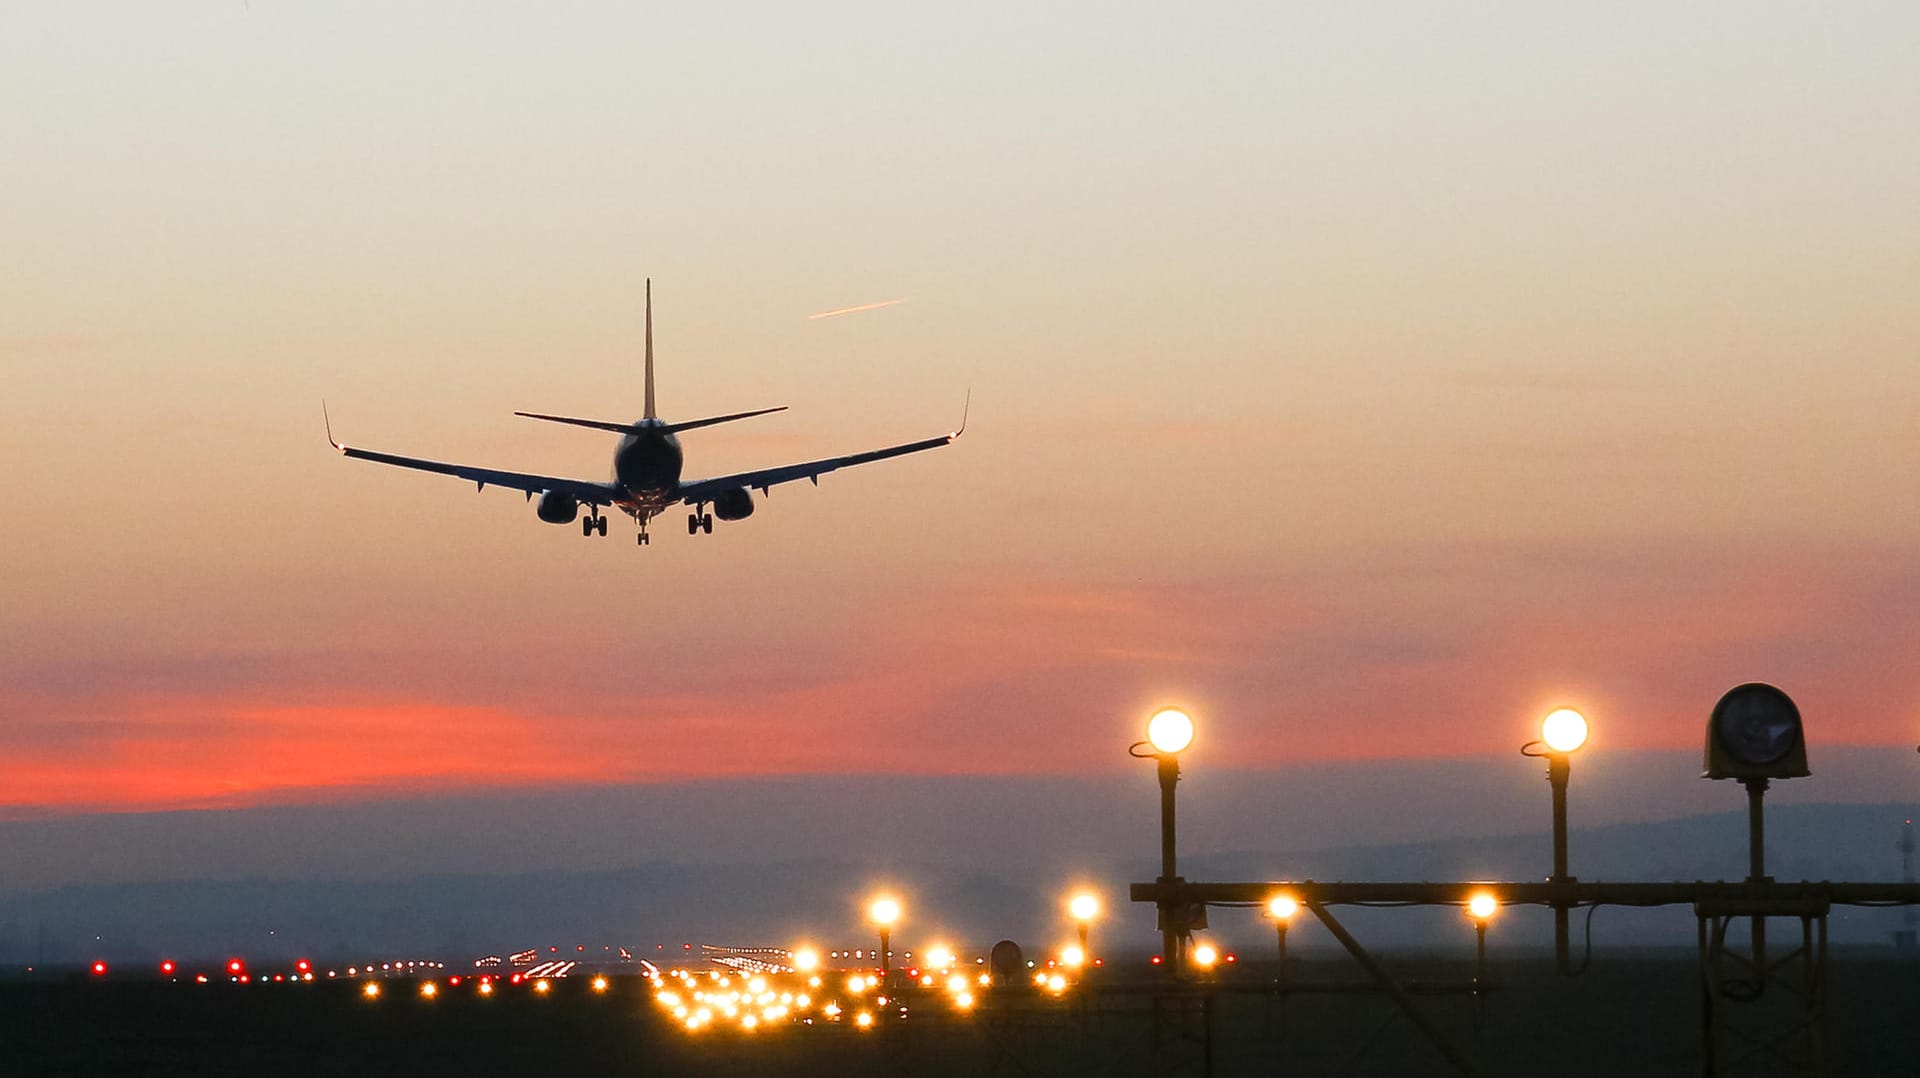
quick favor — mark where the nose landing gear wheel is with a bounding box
[636,531,650,546]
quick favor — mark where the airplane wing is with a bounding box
[326,408,619,505]
[675,396,967,505]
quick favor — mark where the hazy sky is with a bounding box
[3,3,1918,821]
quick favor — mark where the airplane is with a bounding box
[326,280,965,545]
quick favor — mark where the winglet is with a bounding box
[951,388,970,439]
[323,400,343,451]
[643,278,657,420]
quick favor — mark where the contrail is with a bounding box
[808,298,909,320]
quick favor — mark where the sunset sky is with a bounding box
[3,3,1919,826]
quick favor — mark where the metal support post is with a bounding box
[1745,778,1770,977]
[1156,754,1183,971]
[1548,753,1574,974]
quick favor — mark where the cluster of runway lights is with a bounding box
[643,892,1121,1037]
[93,957,454,985]
[648,946,1003,1035]
[357,972,610,1001]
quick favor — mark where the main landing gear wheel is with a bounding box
[595,516,608,536]
[701,513,713,534]
[581,515,608,537]
[688,513,700,535]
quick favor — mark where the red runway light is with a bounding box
[159,960,176,976]
[448,976,461,986]
[90,961,108,977]
[227,959,245,975]
[1149,956,1162,965]
[296,959,311,973]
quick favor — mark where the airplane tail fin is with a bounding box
[643,278,657,420]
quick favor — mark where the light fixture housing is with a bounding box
[1703,683,1809,780]
[1541,708,1589,754]
[1068,893,1100,922]
[1146,708,1194,755]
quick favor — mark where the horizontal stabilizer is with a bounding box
[664,406,788,433]
[513,406,787,436]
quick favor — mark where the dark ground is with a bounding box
[5,950,1918,1076]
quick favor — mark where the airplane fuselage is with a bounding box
[611,419,683,518]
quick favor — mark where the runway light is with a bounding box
[90,961,108,977]
[924,945,954,970]
[794,948,820,972]
[362,982,381,999]
[420,981,438,999]
[1147,708,1195,754]
[592,976,609,993]
[854,1011,874,1029]
[1191,943,1219,969]
[227,959,244,976]
[159,960,176,976]
[1267,894,1299,920]
[1467,892,1499,921]
[479,981,494,996]
[1542,708,1589,753]
[1061,944,1086,969]
[535,979,551,994]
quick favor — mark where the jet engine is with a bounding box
[712,487,754,521]
[535,489,580,524]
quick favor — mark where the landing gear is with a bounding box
[687,512,714,535]
[581,513,607,537]
[636,531,650,546]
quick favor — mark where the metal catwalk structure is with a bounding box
[1125,689,1920,1077]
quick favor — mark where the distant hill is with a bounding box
[4,801,1915,966]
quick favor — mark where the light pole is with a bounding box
[1069,892,1100,966]
[1132,707,1195,970]
[1266,894,1299,1033]
[1523,706,1588,975]
[1466,891,1498,1028]
[1266,894,1298,979]
[869,897,900,987]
